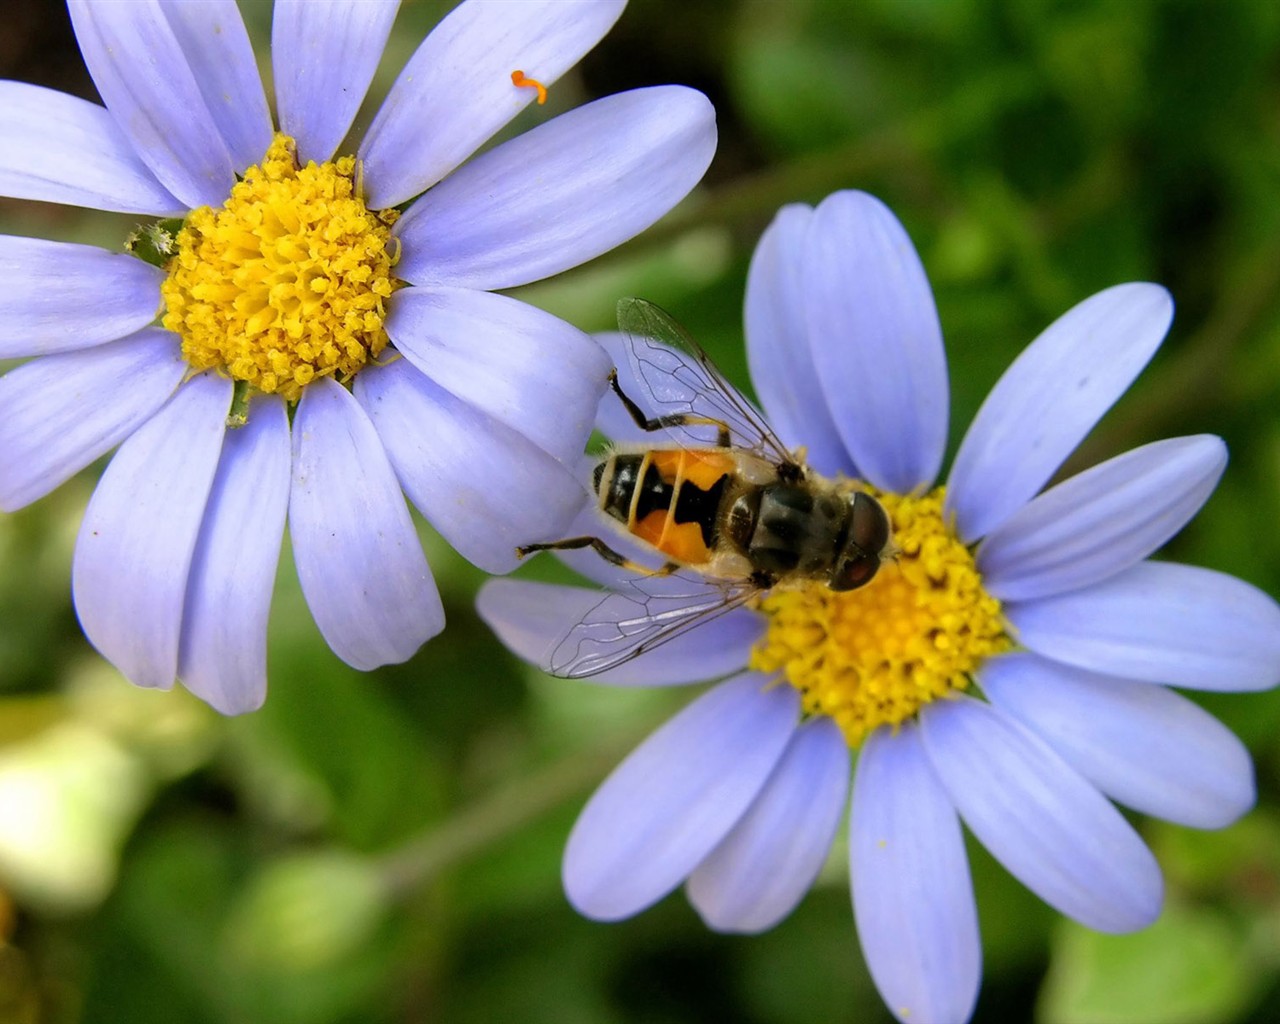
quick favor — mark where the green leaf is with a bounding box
[1038,905,1260,1024]
[223,851,390,973]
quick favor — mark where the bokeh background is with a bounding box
[3,0,1280,1020]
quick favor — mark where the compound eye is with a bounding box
[830,552,881,592]
[850,492,890,555]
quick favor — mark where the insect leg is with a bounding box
[517,534,680,577]
[608,370,732,447]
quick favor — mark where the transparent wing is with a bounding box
[616,297,797,466]
[546,569,761,679]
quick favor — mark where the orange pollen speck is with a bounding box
[511,69,548,105]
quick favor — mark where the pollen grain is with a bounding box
[511,69,548,104]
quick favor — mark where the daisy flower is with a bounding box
[478,190,1280,1022]
[0,0,716,714]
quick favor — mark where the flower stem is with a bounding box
[374,727,647,898]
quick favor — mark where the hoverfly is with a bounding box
[517,298,891,679]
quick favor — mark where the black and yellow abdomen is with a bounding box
[593,449,735,565]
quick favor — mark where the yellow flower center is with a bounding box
[749,487,1011,748]
[160,133,400,403]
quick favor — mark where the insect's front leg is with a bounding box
[608,370,732,448]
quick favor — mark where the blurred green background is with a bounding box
[3,0,1280,1021]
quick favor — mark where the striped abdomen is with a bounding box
[593,449,734,565]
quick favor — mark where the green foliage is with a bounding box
[2,0,1280,1021]
[1039,907,1261,1024]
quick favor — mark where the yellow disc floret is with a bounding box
[750,487,1010,748]
[161,133,400,403]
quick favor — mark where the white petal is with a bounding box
[72,374,232,690]
[289,378,444,669]
[179,397,291,715]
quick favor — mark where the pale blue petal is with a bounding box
[68,0,235,208]
[0,236,163,357]
[360,0,626,208]
[744,202,855,477]
[946,283,1173,542]
[0,81,181,213]
[921,697,1163,933]
[157,0,272,171]
[477,579,760,686]
[0,328,185,511]
[980,653,1255,829]
[355,358,584,574]
[72,374,232,690]
[393,87,716,290]
[272,0,400,165]
[980,435,1227,601]
[386,287,610,465]
[802,191,948,493]
[851,722,980,1024]
[289,378,444,669]
[1008,561,1280,692]
[688,718,849,933]
[563,674,798,920]
[178,396,291,715]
